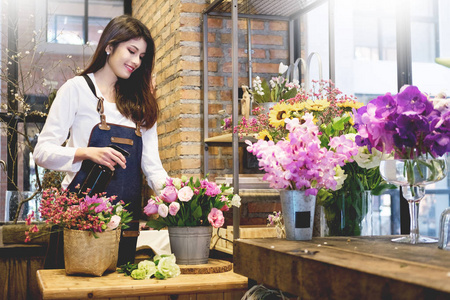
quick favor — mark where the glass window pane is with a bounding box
[47,0,85,45]
[88,0,123,45]
[335,0,398,103]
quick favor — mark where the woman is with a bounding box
[34,15,168,266]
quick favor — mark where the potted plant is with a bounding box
[144,176,241,265]
[25,188,132,276]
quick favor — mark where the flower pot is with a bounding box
[279,190,316,240]
[168,226,212,265]
[63,228,121,276]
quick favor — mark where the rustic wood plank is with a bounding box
[37,269,248,299]
[233,236,450,300]
[223,290,246,300]
[179,259,232,274]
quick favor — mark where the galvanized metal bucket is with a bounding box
[63,228,121,276]
[168,226,212,265]
[280,190,316,240]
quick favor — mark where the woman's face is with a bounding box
[106,37,147,80]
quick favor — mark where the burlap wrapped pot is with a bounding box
[63,228,121,276]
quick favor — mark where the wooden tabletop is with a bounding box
[37,268,247,299]
[233,236,450,300]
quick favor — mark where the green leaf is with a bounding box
[146,219,166,231]
[281,88,297,100]
[193,206,203,219]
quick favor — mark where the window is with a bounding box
[47,0,124,45]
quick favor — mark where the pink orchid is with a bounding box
[207,208,225,228]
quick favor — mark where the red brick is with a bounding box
[252,62,279,73]
[208,18,223,28]
[208,76,224,87]
[251,20,265,30]
[252,34,283,45]
[270,49,289,60]
[208,47,223,57]
[180,3,207,13]
[269,21,288,31]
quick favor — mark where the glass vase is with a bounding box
[320,190,373,237]
[379,156,447,244]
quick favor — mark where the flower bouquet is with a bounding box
[144,176,241,230]
[144,176,241,264]
[25,188,132,241]
[244,79,394,236]
[354,85,449,243]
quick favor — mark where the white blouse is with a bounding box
[33,73,168,192]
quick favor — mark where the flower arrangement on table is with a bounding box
[144,176,242,230]
[119,254,180,280]
[24,187,132,242]
[245,79,395,236]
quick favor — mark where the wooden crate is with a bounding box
[211,225,277,254]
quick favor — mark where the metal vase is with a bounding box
[168,226,212,265]
[63,228,121,276]
[280,190,316,240]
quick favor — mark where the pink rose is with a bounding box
[107,215,121,230]
[207,208,225,228]
[169,202,180,216]
[160,186,178,203]
[220,204,229,212]
[158,204,169,218]
[178,186,194,202]
[143,198,159,215]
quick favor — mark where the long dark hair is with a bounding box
[82,15,158,129]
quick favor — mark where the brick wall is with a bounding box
[133,1,291,225]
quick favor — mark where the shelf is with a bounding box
[205,0,323,19]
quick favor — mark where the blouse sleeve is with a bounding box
[141,122,168,194]
[33,80,81,172]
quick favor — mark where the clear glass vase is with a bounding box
[379,156,447,244]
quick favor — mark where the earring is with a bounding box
[106,52,110,55]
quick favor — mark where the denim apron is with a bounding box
[65,75,143,266]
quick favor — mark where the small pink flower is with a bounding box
[144,198,159,215]
[160,186,178,203]
[208,208,225,228]
[220,204,229,212]
[178,186,194,202]
[107,215,121,230]
[169,202,180,216]
[158,204,169,218]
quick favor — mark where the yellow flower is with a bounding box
[337,100,364,110]
[305,99,330,111]
[257,130,273,141]
[269,102,291,128]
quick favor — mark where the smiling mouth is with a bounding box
[125,64,135,73]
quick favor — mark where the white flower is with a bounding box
[115,205,123,214]
[333,166,347,191]
[353,146,383,169]
[431,93,449,112]
[278,62,289,75]
[106,215,121,230]
[223,187,234,195]
[172,178,182,190]
[158,204,169,218]
[231,194,241,208]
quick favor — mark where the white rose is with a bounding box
[158,204,169,218]
[231,194,241,208]
[353,146,382,169]
[178,186,194,202]
[107,215,121,230]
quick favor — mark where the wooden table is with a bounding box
[37,268,248,299]
[233,236,450,300]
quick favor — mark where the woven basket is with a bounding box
[63,228,121,276]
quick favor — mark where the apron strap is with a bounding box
[135,121,142,137]
[83,74,110,131]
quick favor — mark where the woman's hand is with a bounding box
[74,147,127,171]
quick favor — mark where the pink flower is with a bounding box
[220,204,229,212]
[169,202,180,216]
[158,204,169,218]
[144,198,159,215]
[160,186,178,203]
[107,215,121,230]
[178,186,194,202]
[208,208,225,228]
